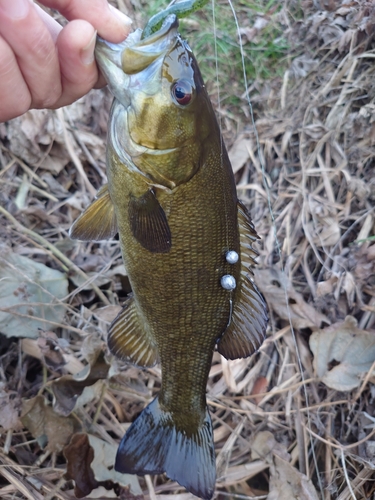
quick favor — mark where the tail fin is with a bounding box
[115,397,216,500]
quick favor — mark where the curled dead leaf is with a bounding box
[0,384,22,431]
[64,433,99,498]
[309,316,375,391]
[251,431,318,499]
[52,350,109,416]
[37,331,66,372]
[254,267,330,329]
[64,433,142,498]
[269,456,319,500]
[250,376,268,405]
[21,395,81,452]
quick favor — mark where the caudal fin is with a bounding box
[115,397,216,500]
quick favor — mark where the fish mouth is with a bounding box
[95,15,179,106]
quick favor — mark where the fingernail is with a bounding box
[81,30,97,66]
[109,5,132,27]
[0,0,31,19]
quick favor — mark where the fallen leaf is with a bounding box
[228,136,252,173]
[311,217,341,247]
[309,316,375,391]
[268,456,319,500]
[88,434,142,494]
[64,433,99,498]
[0,248,68,338]
[316,276,338,297]
[254,267,330,329]
[52,351,109,416]
[37,331,66,371]
[21,338,85,375]
[250,377,268,405]
[251,431,290,464]
[0,384,22,431]
[21,395,81,452]
[64,433,142,498]
[251,431,318,499]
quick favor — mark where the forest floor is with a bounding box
[0,1,375,499]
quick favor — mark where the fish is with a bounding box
[70,13,268,500]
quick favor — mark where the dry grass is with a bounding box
[1,1,375,499]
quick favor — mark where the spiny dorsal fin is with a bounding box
[128,189,171,253]
[217,201,268,359]
[69,184,117,241]
[108,295,159,367]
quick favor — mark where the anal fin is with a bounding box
[108,295,159,367]
[218,201,268,359]
[69,184,117,241]
[129,189,171,253]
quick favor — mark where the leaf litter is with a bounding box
[0,1,375,499]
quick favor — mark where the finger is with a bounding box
[0,35,31,121]
[0,0,62,109]
[39,0,132,43]
[52,20,100,108]
[34,3,62,43]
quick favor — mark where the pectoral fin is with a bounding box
[69,184,117,241]
[129,189,171,253]
[108,295,159,367]
[217,201,268,359]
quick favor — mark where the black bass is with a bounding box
[70,13,267,500]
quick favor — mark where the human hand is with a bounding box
[0,0,132,122]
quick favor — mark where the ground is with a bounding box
[0,1,375,499]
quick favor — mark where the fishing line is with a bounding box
[225,1,324,495]
[211,0,234,321]
[211,0,228,250]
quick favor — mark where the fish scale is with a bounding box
[70,14,268,500]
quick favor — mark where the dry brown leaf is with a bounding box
[0,384,22,431]
[251,431,318,499]
[316,276,338,297]
[310,316,375,391]
[21,395,81,452]
[37,331,66,372]
[310,217,341,247]
[254,268,330,329]
[268,456,319,500]
[64,433,142,498]
[87,434,142,495]
[21,338,85,375]
[251,431,290,464]
[52,350,109,416]
[64,433,100,498]
[228,136,251,173]
[217,461,268,487]
[250,376,268,404]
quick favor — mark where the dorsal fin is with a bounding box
[108,295,159,367]
[128,189,171,253]
[69,184,117,241]
[217,201,268,359]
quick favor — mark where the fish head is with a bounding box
[95,15,217,187]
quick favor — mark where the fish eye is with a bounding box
[171,80,193,106]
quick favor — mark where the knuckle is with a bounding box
[0,46,31,120]
[29,28,56,64]
[31,84,62,109]
[0,92,31,121]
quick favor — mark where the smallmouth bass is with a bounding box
[70,14,267,500]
